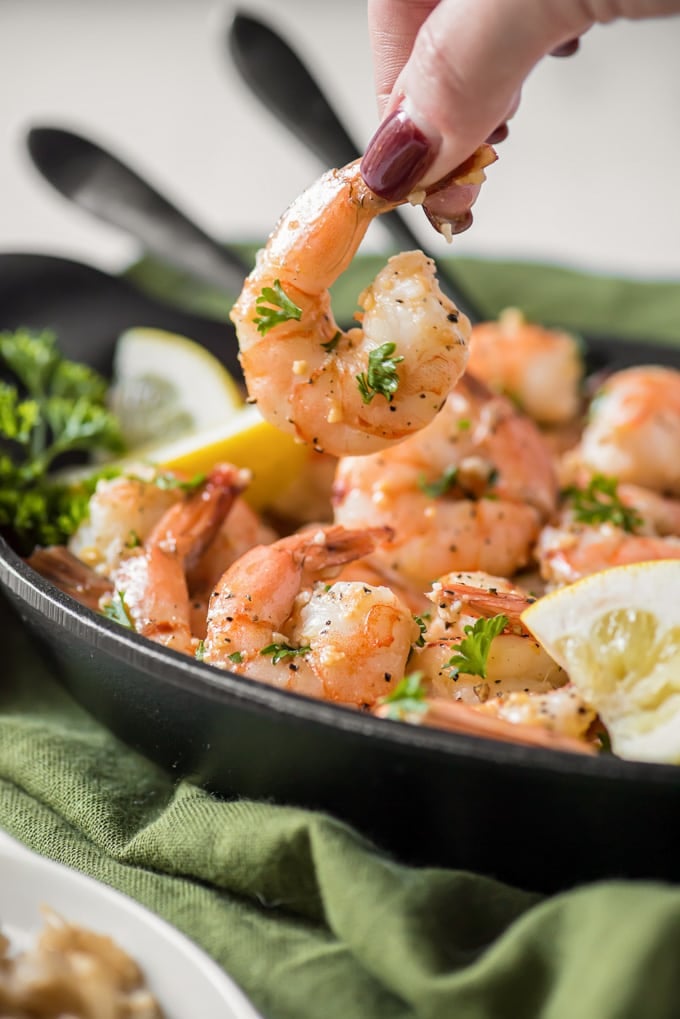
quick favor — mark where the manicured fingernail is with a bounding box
[424,207,473,238]
[361,106,439,201]
[550,37,580,57]
[485,122,509,145]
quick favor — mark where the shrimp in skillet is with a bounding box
[467,308,584,427]
[109,464,248,655]
[230,149,496,457]
[203,525,419,706]
[377,689,597,755]
[333,374,558,588]
[26,546,113,613]
[537,519,680,587]
[412,571,567,701]
[574,365,680,495]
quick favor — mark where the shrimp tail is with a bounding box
[295,524,394,574]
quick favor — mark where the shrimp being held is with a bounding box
[230,150,496,457]
[204,524,419,706]
[333,374,558,588]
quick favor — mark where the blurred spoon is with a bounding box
[26,126,250,295]
[227,11,486,323]
[0,252,242,380]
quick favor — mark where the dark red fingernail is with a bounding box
[361,108,439,201]
[485,122,509,145]
[424,207,473,236]
[550,37,580,57]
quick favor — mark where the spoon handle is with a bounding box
[27,127,250,295]
[228,12,486,324]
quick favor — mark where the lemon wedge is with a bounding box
[521,561,680,763]
[106,328,307,509]
[129,404,307,511]
[109,327,244,448]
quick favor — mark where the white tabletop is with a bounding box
[2,0,679,280]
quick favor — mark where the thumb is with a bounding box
[361,0,590,201]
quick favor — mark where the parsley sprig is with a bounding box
[253,280,302,335]
[260,641,311,665]
[566,474,642,533]
[356,342,404,404]
[378,672,428,721]
[446,614,508,679]
[0,329,124,550]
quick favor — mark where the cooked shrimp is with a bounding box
[185,497,278,597]
[576,365,680,495]
[203,524,419,705]
[110,464,248,655]
[26,546,113,612]
[68,469,181,576]
[377,688,596,755]
[333,374,558,588]
[230,149,497,457]
[467,308,584,425]
[537,520,680,587]
[412,571,566,701]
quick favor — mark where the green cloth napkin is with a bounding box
[2,257,680,1019]
[128,249,680,345]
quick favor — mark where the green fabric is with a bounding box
[128,247,680,345]
[3,256,680,1019]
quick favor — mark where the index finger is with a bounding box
[368,0,440,115]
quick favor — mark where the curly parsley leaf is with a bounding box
[260,641,311,665]
[446,614,508,679]
[253,280,302,335]
[378,671,428,721]
[565,474,642,534]
[356,342,404,404]
[0,329,124,550]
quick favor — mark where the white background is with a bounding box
[2,0,680,279]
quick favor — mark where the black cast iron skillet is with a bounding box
[2,255,680,895]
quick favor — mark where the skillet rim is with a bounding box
[3,528,680,787]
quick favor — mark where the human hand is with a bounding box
[360,0,680,232]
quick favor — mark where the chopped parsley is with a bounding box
[378,671,428,721]
[446,614,508,679]
[418,465,459,499]
[103,590,134,630]
[413,613,430,648]
[356,342,404,404]
[253,279,302,335]
[228,651,244,664]
[195,639,206,661]
[153,470,207,493]
[321,331,341,354]
[565,474,642,533]
[260,641,311,665]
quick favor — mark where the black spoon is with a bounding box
[0,252,243,381]
[227,11,486,324]
[26,126,250,295]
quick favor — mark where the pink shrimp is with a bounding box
[110,464,248,655]
[203,524,419,706]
